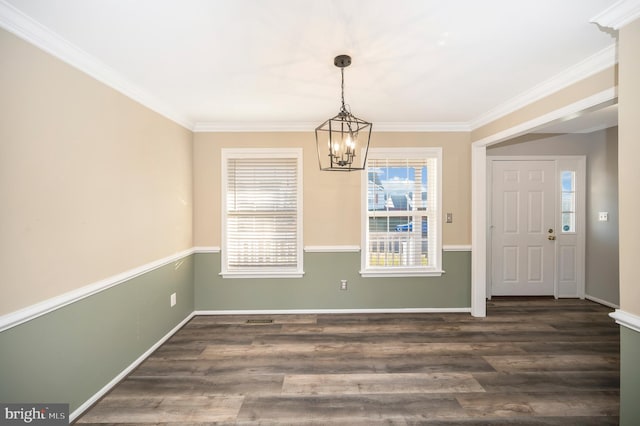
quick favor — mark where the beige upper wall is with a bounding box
[0,29,193,315]
[193,131,471,248]
[618,18,640,317]
[471,66,618,143]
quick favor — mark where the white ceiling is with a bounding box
[1,0,620,131]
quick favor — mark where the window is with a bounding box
[561,170,576,233]
[221,148,303,278]
[361,147,443,277]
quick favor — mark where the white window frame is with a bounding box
[560,170,577,234]
[360,147,443,277]
[221,148,303,278]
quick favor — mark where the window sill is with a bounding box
[359,269,445,278]
[220,271,304,279]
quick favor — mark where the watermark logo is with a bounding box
[1,404,68,425]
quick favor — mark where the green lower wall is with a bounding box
[194,251,471,310]
[0,256,194,414]
[621,326,640,425]
[0,250,470,416]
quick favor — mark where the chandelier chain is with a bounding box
[341,67,346,113]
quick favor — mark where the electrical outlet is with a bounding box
[340,280,348,291]
[170,292,176,307]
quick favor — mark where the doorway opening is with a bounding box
[487,156,586,298]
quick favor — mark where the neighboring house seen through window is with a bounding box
[221,148,303,278]
[361,147,443,277]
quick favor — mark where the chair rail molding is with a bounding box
[610,309,640,333]
[0,248,196,332]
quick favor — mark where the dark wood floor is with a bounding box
[75,298,620,425]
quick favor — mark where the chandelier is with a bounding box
[315,55,372,171]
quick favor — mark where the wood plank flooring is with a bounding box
[75,298,620,425]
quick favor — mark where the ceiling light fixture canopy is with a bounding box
[315,55,372,171]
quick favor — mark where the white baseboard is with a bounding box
[69,312,195,422]
[585,294,619,309]
[71,305,472,420]
[194,307,472,315]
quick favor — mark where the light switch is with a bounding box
[598,212,608,222]
[446,213,453,223]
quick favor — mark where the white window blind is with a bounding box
[222,149,303,278]
[361,148,442,277]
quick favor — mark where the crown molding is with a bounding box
[1,0,620,136]
[374,122,471,132]
[0,0,193,130]
[591,0,640,30]
[193,122,318,132]
[470,44,617,130]
[193,121,471,133]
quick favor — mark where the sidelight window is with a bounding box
[561,170,576,233]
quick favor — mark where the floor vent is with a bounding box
[246,319,273,324]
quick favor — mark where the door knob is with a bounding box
[548,235,556,240]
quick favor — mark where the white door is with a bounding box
[491,160,556,295]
